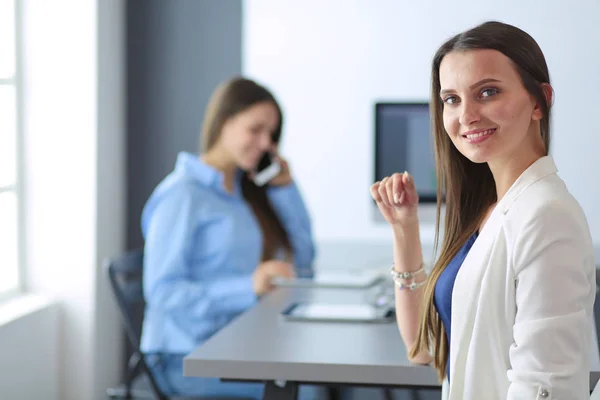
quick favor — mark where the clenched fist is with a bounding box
[370,171,420,227]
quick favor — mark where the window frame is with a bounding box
[0,0,25,301]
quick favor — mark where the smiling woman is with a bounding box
[371,21,595,400]
[438,50,550,166]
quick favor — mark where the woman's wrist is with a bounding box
[391,221,423,273]
[391,218,420,240]
[392,260,424,274]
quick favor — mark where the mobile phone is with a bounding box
[253,153,281,186]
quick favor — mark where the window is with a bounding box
[0,0,21,298]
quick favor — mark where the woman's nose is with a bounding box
[459,100,482,127]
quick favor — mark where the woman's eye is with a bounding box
[443,96,459,105]
[481,88,499,98]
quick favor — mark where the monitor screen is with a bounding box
[374,102,437,203]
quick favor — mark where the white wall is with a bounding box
[0,297,59,400]
[243,0,600,248]
[22,0,97,396]
[13,1,125,399]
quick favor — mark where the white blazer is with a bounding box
[445,156,596,400]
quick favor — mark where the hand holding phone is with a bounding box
[253,153,282,186]
[252,152,293,187]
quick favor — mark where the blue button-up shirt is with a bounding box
[140,152,316,354]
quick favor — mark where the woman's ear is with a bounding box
[541,83,554,107]
[532,83,554,120]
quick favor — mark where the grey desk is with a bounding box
[184,283,600,399]
[184,286,440,399]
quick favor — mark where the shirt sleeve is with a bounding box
[267,181,316,275]
[506,201,595,399]
[142,185,257,319]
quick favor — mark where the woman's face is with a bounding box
[439,49,545,165]
[218,101,279,171]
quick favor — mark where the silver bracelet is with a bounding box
[390,263,425,280]
[392,276,427,291]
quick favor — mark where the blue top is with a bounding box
[140,152,316,354]
[433,232,478,380]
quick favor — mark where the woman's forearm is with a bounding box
[391,222,433,364]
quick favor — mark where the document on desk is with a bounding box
[272,269,384,289]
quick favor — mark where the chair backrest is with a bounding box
[105,249,168,400]
[106,249,146,350]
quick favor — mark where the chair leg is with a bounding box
[327,386,341,400]
[124,352,143,398]
[408,389,421,400]
[382,388,421,400]
[106,385,154,399]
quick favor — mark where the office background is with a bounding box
[1,1,598,399]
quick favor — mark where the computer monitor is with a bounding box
[374,102,437,203]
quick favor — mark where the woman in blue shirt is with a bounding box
[141,77,320,399]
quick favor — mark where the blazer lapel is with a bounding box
[449,207,505,398]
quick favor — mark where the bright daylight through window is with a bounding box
[0,0,21,297]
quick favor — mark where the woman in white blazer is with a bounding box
[370,21,596,399]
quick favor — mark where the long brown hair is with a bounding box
[201,77,292,261]
[409,21,552,380]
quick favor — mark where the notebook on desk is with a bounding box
[272,269,384,289]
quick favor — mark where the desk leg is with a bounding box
[328,386,342,400]
[263,380,298,400]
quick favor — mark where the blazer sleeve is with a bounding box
[506,201,595,399]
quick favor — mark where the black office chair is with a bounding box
[105,249,250,400]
